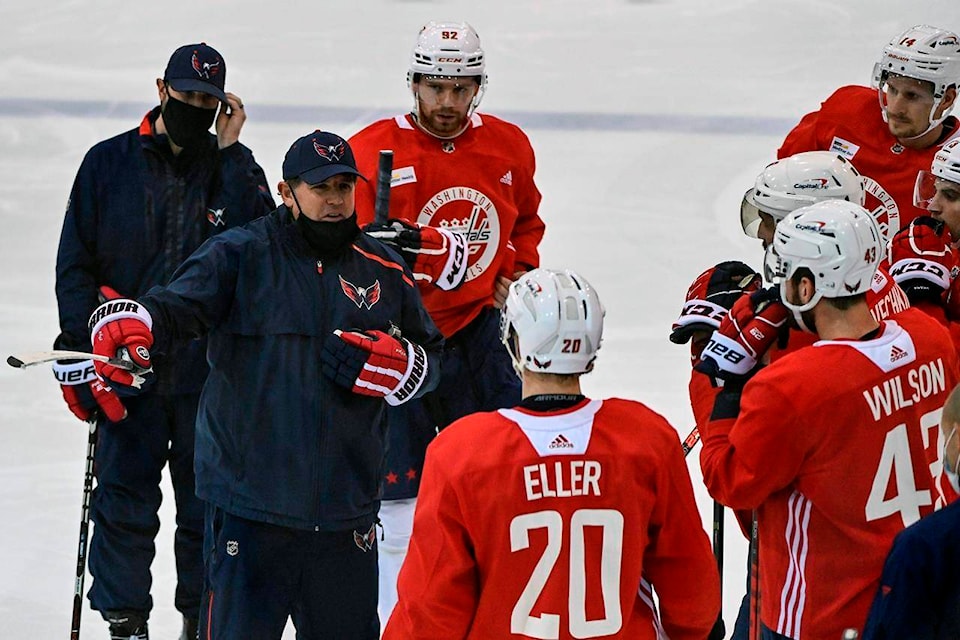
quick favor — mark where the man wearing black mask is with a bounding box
[53,42,274,639]
[83,130,444,639]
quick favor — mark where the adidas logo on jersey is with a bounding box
[500,170,513,186]
[890,345,909,363]
[548,434,574,449]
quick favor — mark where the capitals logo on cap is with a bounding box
[191,51,221,80]
[314,139,345,162]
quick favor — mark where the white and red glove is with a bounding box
[88,287,155,394]
[695,287,789,380]
[888,216,959,306]
[365,219,468,291]
[52,358,127,422]
[321,329,428,406]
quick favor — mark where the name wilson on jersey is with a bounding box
[863,357,947,420]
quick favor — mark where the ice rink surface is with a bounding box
[1,1,958,637]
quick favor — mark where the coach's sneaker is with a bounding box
[106,610,148,640]
[180,616,199,640]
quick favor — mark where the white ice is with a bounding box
[1,1,957,637]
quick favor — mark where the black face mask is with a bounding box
[161,94,217,148]
[295,212,360,257]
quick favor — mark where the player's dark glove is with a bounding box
[52,358,127,422]
[670,261,762,366]
[695,286,788,381]
[88,286,155,395]
[889,216,959,306]
[365,219,468,291]
[322,329,429,406]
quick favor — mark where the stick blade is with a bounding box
[6,355,26,369]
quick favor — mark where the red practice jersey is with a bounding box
[779,85,960,236]
[384,398,720,640]
[701,307,960,639]
[350,113,545,337]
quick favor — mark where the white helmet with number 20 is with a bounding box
[408,21,487,112]
[764,200,883,316]
[741,152,866,238]
[500,269,605,376]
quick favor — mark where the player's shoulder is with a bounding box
[474,112,532,142]
[590,398,683,454]
[83,126,140,164]
[350,115,412,144]
[822,84,875,108]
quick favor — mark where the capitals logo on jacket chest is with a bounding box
[417,186,501,282]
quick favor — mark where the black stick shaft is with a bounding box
[70,420,97,640]
[374,150,394,225]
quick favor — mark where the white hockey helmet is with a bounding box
[764,200,883,317]
[499,269,605,376]
[915,138,960,208]
[741,152,866,237]
[871,25,960,131]
[408,21,487,113]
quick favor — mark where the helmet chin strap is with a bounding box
[878,87,953,142]
[780,280,820,334]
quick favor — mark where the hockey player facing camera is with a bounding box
[696,200,959,639]
[779,24,960,235]
[384,268,720,640]
[348,20,546,622]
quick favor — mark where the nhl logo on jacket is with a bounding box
[226,540,239,556]
[353,524,376,552]
[339,275,381,310]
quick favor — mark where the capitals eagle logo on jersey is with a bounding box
[339,276,381,310]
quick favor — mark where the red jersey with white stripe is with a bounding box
[700,308,959,639]
[349,113,545,337]
[779,85,960,237]
[384,398,720,640]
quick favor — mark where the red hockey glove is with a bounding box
[888,216,959,306]
[670,261,762,366]
[321,329,429,406]
[52,358,127,422]
[365,219,468,291]
[88,287,154,394]
[695,287,789,380]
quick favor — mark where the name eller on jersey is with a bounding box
[523,460,601,501]
[863,357,946,420]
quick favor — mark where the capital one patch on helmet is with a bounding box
[417,186,501,282]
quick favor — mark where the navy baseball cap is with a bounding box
[282,131,367,184]
[164,43,227,102]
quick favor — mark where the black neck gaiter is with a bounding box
[162,95,216,148]
[296,213,360,257]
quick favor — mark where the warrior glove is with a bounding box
[88,287,154,394]
[322,329,429,406]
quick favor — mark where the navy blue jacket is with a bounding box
[55,108,275,394]
[862,498,960,639]
[140,206,444,531]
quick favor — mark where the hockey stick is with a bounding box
[7,350,135,371]
[681,426,700,456]
[748,511,760,640]
[374,150,394,225]
[71,419,97,640]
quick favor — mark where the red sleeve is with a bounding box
[778,107,824,159]
[699,371,810,510]
[688,370,720,432]
[383,447,478,640]
[643,423,721,639]
[505,128,544,272]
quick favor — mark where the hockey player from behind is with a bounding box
[696,200,960,639]
[384,268,721,640]
[348,20,546,622]
[52,43,274,639]
[779,24,960,234]
[85,130,444,640]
